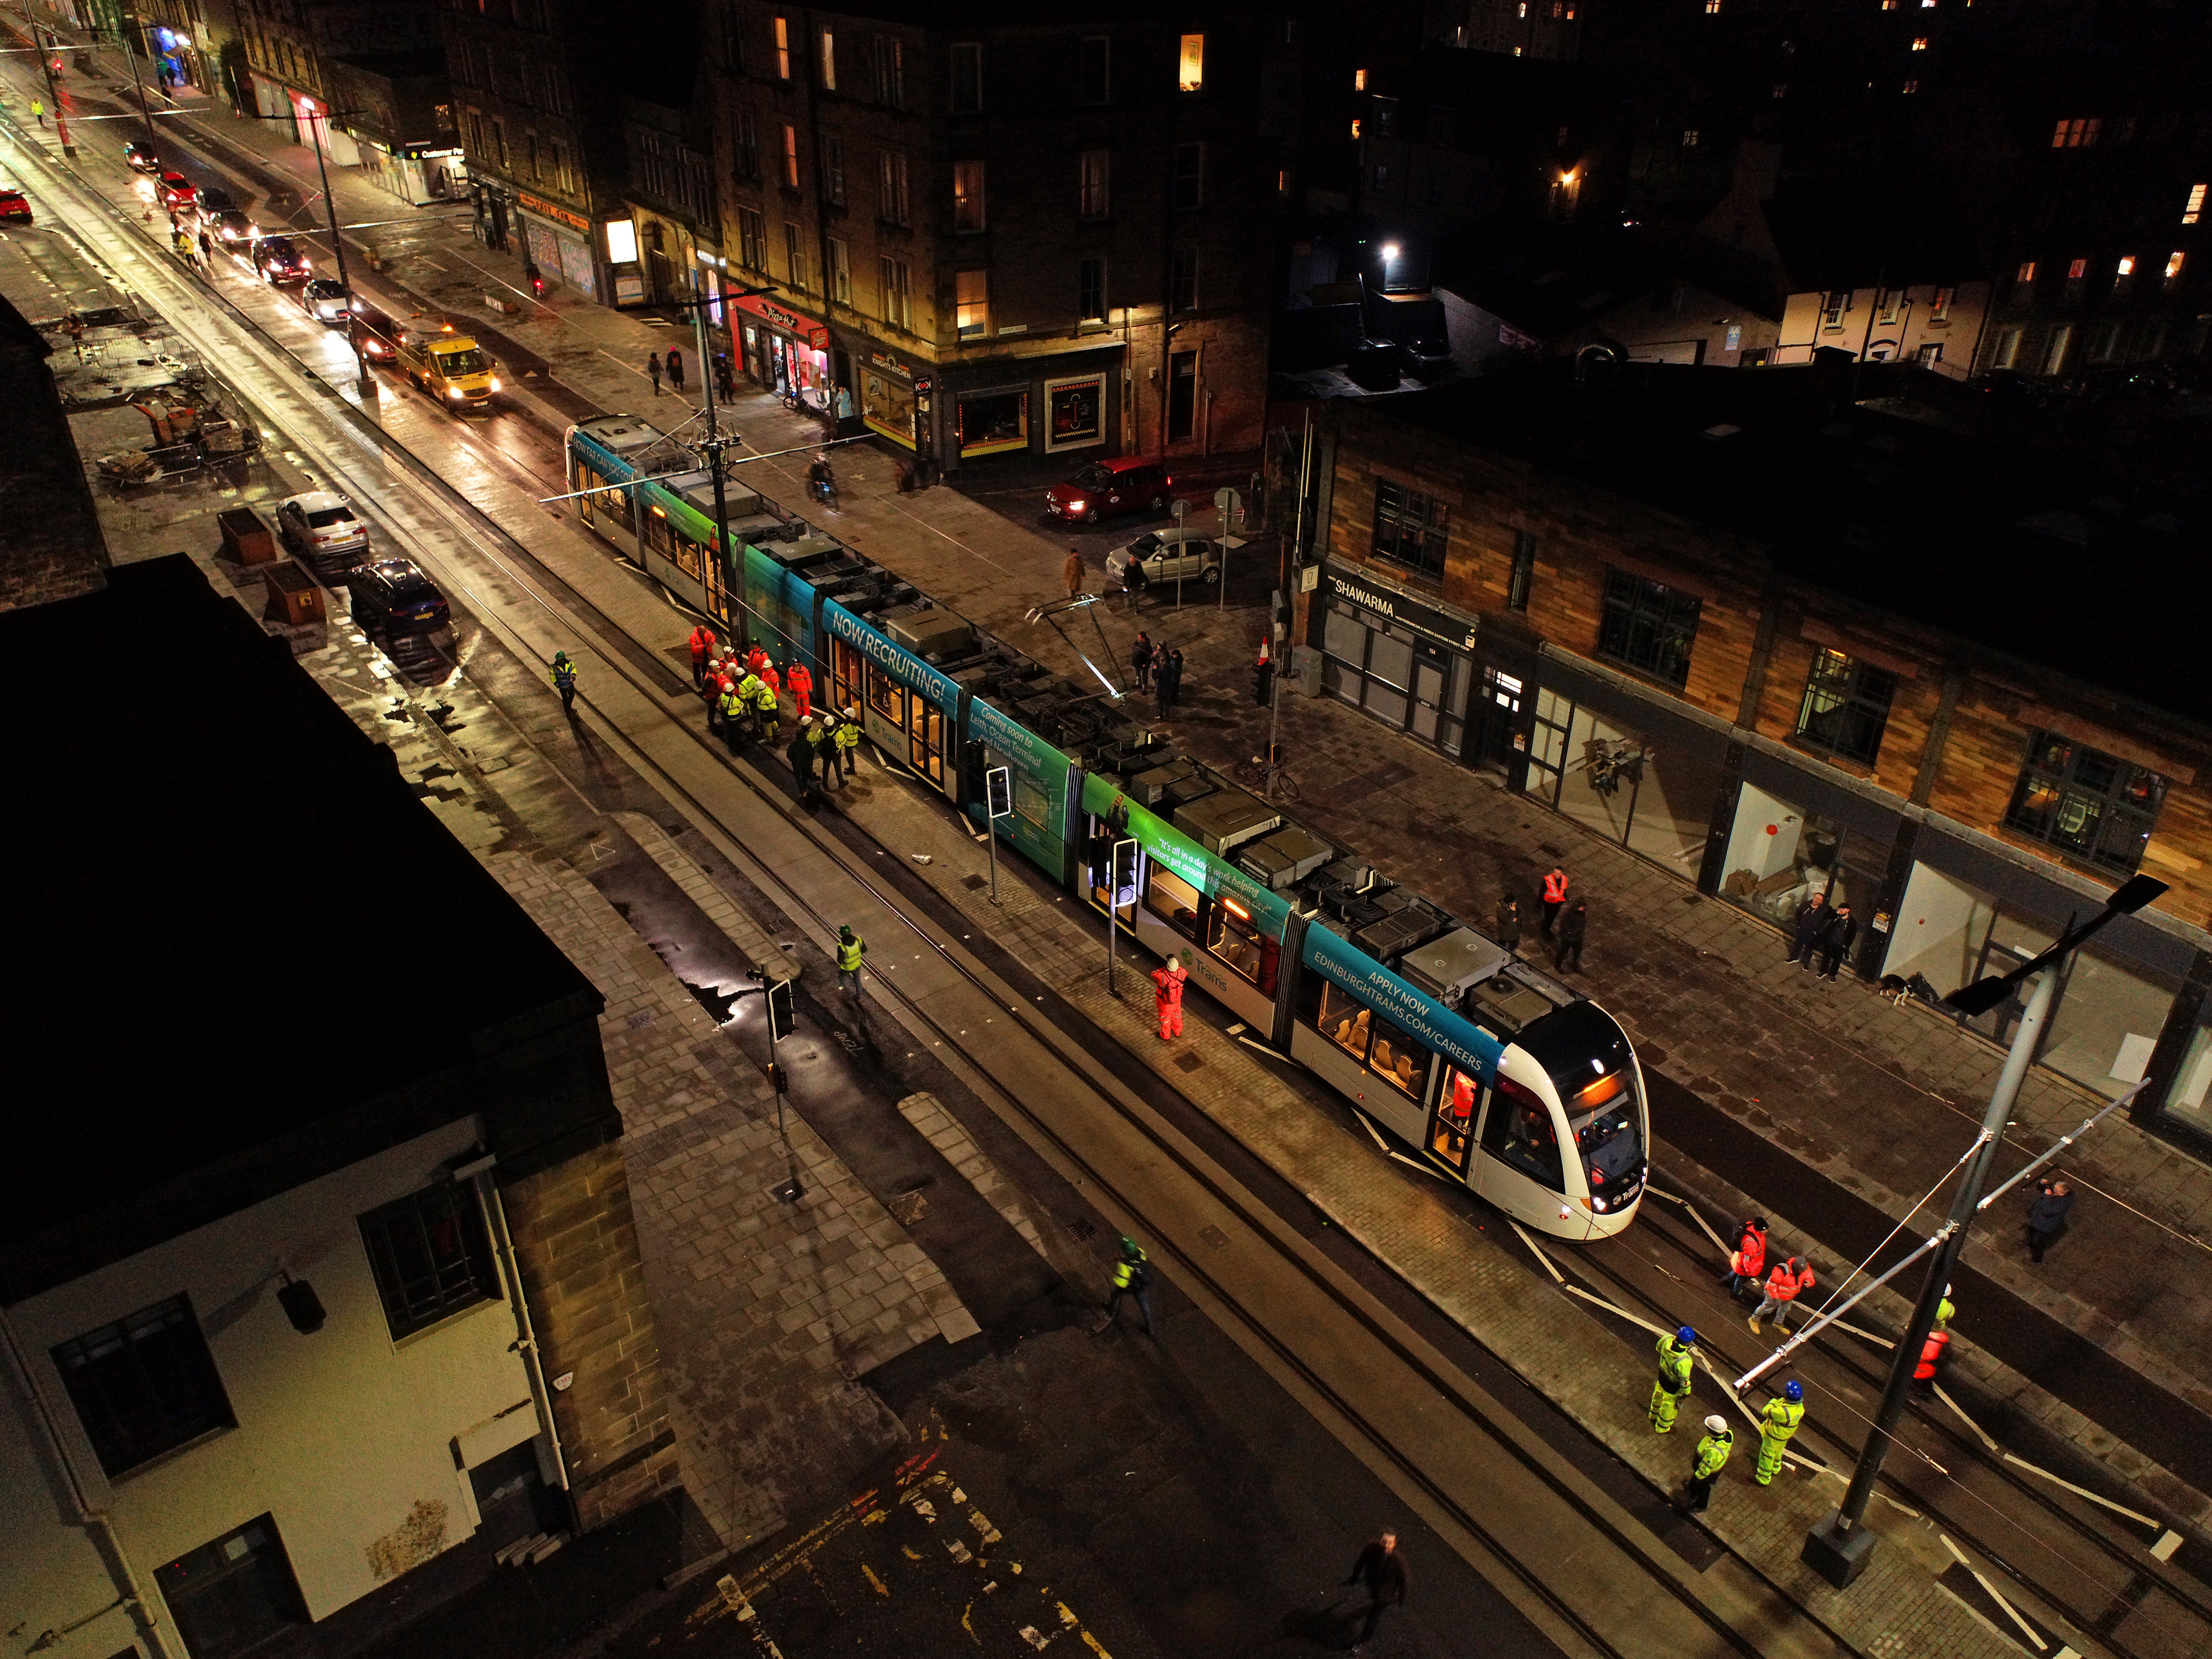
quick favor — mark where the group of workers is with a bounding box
[686,623,860,784]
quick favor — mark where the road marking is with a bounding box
[1933,1384,2000,1453]
[1350,1108,1389,1152]
[1388,1150,1455,1184]
[861,1563,889,1597]
[1510,1219,1565,1284]
[2001,1453,2160,1527]
[2152,1529,2183,1562]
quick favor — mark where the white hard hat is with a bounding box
[1704,1415,1729,1434]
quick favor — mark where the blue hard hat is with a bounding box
[1677,1325,1696,1344]
[1785,1380,1804,1402]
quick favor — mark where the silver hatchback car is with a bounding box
[1105,528,1221,588]
[276,490,370,571]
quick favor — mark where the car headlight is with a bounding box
[447,387,465,399]
[487,377,502,392]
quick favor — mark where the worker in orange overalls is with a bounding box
[1152,954,1189,1042]
[760,658,783,705]
[687,623,718,688]
[1749,1255,1815,1336]
[1541,865,1570,938]
[788,659,814,719]
[747,642,769,680]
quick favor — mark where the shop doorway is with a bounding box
[1168,350,1197,442]
[1473,667,1523,769]
[1320,604,1470,756]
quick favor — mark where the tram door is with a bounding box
[702,538,729,625]
[1428,1066,1477,1174]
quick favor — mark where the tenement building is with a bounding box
[1299,356,2212,1150]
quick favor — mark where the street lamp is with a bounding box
[298,98,374,399]
[1801,871,2167,1588]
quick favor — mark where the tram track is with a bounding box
[0,111,1861,1659]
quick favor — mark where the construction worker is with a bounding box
[1754,1380,1806,1485]
[835,705,861,775]
[549,651,578,715]
[1911,1327,1951,1396]
[1935,1284,1956,1330]
[1151,953,1189,1042]
[1540,865,1570,937]
[835,925,866,996]
[752,667,782,740]
[746,642,769,681]
[734,667,764,737]
[1720,1215,1768,1300]
[1682,1415,1734,1514]
[1650,1326,1696,1433]
[1094,1236,1154,1335]
[787,720,820,807]
[716,679,749,754]
[1749,1256,1815,1336]
[761,658,783,704]
[788,657,813,719]
[687,623,717,688]
[805,712,834,785]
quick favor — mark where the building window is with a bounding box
[1169,243,1198,312]
[1597,569,1700,687]
[953,159,985,232]
[818,26,836,90]
[1371,480,1449,578]
[1705,0,1721,11]
[1682,129,1699,147]
[2184,183,2206,225]
[2015,260,2036,287]
[880,255,911,328]
[1991,327,2023,370]
[2051,117,2100,148]
[1820,291,1849,329]
[2005,731,2166,875]
[1507,531,1535,611]
[956,269,989,338]
[2166,251,2187,288]
[1172,142,1204,211]
[358,1182,501,1341]
[1079,256,1106,323]
[1875,287,1902,324]
[1794,648,1896,766]
[873,35,905,108]
[774,15,790,80]
[51,1295,236,1478]
[950,41,981,111]
[781,123,799,188]
[877,150,909,225]
[1079,35,1110,104]
[738,207,767,271]
[785,220,807,289]
[1078,148,1110,218]
[1354,68,1366,90]
[1911,35,1928,50]
[1929,286,1953,322]
[828,236,850,304]
[1178,33,1203,91]
[735,109,759,180]
[156,1517,306,1659]
[1168,349,1197,440]
[821,133,845,205]
[721,3,747,72]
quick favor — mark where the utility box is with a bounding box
[889,608,975,662]
[219,506,277,565]
[263,561,326,626]
[1173,787,1280,856]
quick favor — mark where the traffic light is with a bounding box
[1086,831,1114,886]
[765,976,795,1041]
[1252,660,1275,707]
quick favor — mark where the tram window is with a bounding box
[868,665,906,726]
[909,695,943,783]
[1481,1076,1565,1191]
[1568,1072,1643,1190]
[1206,897,1278,992]
[1145,864,1202,936]
[1367,1015,1428,1098]
[602,484,633,530]
[830,637,862,711]
[1431,1067,1478,1168]
[671,532,703,580]
[1317,983,1372,1061]
[643,508,672,557]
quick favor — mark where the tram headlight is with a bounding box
[1591,1195,1608,1212]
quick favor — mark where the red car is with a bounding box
[1045,457,1174,524]
[157,171,196,212]
[0,189,30,225]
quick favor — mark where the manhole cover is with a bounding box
[1199,1224,1230,1251]
[1066,1214,1098,1242]
[889,1190,930,1226]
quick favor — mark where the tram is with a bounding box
[564,415,1648,1240]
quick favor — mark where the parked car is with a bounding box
[1397,335,1454,383]
[1045,457,1174,524]
[298,278,351,324]
[0,188,30,225]
[348,296,402,362]
[1346,339,1405,392]
[276,490,369,570]
[344,558,449,635]
[1105,527,1222,588]
[157,171,196,212]
[205,208,255,247]
[251,235,312,284]
[123,140,161,175]
[193,185,238,220]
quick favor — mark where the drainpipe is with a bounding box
[457,1157,572,1502]
[0,1307,181,1659]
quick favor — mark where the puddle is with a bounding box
[681,978,740,1024]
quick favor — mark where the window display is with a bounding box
[1719,784,1845,925]
[862,368,917,448]
[957,387,1028,456]
[1524,689,1720,875]
[1046,373,1106,451]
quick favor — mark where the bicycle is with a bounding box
[1240,749,1302,803]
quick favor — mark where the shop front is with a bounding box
[352,140,465,207]
[1315,561,1478,759]
[857,345,920,449]
[738,292,832,413]
[245,70,300,143]
[514,191,598,299]
[1713,747,1902,940]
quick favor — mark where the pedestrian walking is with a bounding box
[1649,1325,1697,1434]
[1681,1415,1734,1514]
[1786,892,1830,968]
[1130,631,1154,692]
[666,347,685,394]
[647,352,663,395]
[1125,558,1148,611]
[197,228,213,267]
[1816,904,1858,980]
[1152,953,1189,1042]
[2025,1178,2074,1262]
[1553,900,1587,974]
[687,623,717,688]
[1748,1256,1815,1336]
[788,723,820,806]
[1494,895,1521,955]
[1342,1530,1408,1653]
[549,650,578,715]
[1719,1216,1768,1299]
[835,925,866,996]
[32,99,45,128]
[1935,1284,1956,1330]
[1165,649,1185,711]
[1910,1327,1950,1396]
[714,351,734,400]
[836,706,861,774]
[1753,1381,1806,1486]
[788,659,813,718]
[716,680,748,754]
[1094,1235,1155,1335]
[1540,865,1570,936]
[1063,546,1086,601]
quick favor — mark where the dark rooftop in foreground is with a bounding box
[1351,361,2212,730]
[0,292,109,613]
[0,557,598,1294]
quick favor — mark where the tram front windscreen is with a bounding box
[1517,1000,1645,1207]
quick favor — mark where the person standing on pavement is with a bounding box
[1816,904,1858,980]
[835,925,866,996]
[1749,1256,1815,1336]
[747,641,769,681]
[753,669,782,741]
[787,721,820,807]
[666,347,685,395]
[1494,895,1522,955]
[1342,1530,1408,1654]
[714,352,734,399]
[788,658,813,719]
[716,680,748,754]
[1719,1216,1768,1299]
[1753,1381,1807,1486]
[1650,1326,1697,1433]
[32,99,45,129]
[1166,649,1186,711]
[1151,953,1189,1042]
[836,706,862,775]
[647,352,663,395]
[1131,631,1154,693]
[688,623,717,688]
[1063,545,1086,601]
[1095,1236,1155,1335]
[1154,651,1174,719]
[1540,866,1570,937]
[549,651,578,716]
[1787,892,1830,968]
[2025,1178,2075,1262]
[1125,558,1148,612]
[805,713,834,785]
[1553,900,1587,974]
[1681,1416,1734,1514]
[1910,1327,1951,1396]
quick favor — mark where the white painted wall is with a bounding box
[1,1120,541,1659]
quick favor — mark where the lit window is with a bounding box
[2051,117,2101,148]
[1911,37,1928,50]
[1903,79,1920,93]
[1177,33,1203,91]
[774,15,790,80]
[2016,261,2036,283]
[1277,168,1290,196]
[2006,731,2166,876]
[1351,118,1361,140]
[1706,0,1721,12]
[956,269,989,337]
[2184,183,2206,225]
[1354,69,1365,91]
[2166,251,2187,284]
[1930,287,1953,321]
[953,159,985,231]
[819,27,836,90]
[1774,83,1788,99]
[782,124,799,188]
[2116,255,2136,276]
[2068,257,2087,279]
[1882,0,1898,9]
[1683,129,1699,146]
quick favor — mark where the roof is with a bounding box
[0,292,109,613]
[1352,363,2212,730]
[0,557,598,1279]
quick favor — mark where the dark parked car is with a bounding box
[193,185,238,219]
[124,140,161,174]
[1397,336,1454,383]
[251,235,312,284]
[1044,457,1174,523]
[206,208,255,248]
[344,558,449,635]
[1347,339,1405,392]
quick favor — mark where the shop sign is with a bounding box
[869,350,911,381]
[734,290,828,349]
[1326,567,1477,653]
[517,191,590,231]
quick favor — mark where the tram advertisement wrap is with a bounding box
[1077,772,1292,934]
[821,601,961,711]
[740,544,813,665]
[965,699,1072,880]
[1301,925,1503,1080]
